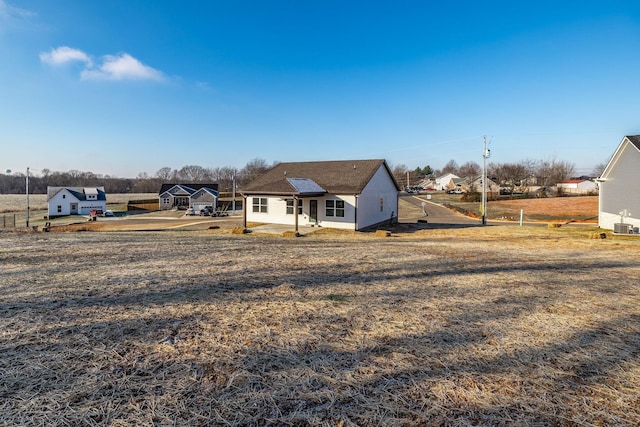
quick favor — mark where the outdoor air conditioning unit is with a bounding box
[614,223,632,234]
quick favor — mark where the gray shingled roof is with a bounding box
[626,135,640,150]
[241,159,400,195]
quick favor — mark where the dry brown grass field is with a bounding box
[1,224,639,426]
[0,193,157,213]
[442,195,599,222]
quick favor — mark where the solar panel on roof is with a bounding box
[286,178,326,194]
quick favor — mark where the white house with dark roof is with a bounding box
[598,135,640,232]
[241,159,400,231]
[47,186,107,218]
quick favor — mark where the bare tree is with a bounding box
[440,159,459,176]
[391,164,410,188]
[239,158,270,186]
[155,167,175,181]
[590,162,607,178]
[457,161,481,182]
[178,165,208,182]
[534,158,575,188]
[489,162,530,197]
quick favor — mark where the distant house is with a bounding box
[241,159,400,231]
[434,173,460,191]
[598,135,640,232]
[557,179,598,195]
[158,183,219,211]
[467,176,500,194]
[47,186,107,218]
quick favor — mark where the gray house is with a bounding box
[598,135,640,232]
[158,183,219,211]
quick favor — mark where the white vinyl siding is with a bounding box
[599,138,640,230]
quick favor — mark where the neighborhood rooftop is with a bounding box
[242,159,400,195]
[626,135,640,150]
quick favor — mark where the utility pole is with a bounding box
[26,167,30,228]
[482,137,491,226]
[232,171,236,213]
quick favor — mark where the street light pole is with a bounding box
[482,137,491,226]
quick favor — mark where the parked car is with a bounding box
[199,206,214,216]
[185,208,196,216]
[104,210,115,217]
[447,189,463,194]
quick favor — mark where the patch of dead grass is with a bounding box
[1,227,639,425]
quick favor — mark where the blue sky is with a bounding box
[2,1,640,178]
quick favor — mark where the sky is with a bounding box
[2,1,640,178]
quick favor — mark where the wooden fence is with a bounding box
[127,199,159,211]
[0,214,17,228]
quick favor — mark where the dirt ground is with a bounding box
[1,224,639,425]
[483,195,598,221]
[448,195,599,222]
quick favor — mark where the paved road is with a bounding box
[401,194,594,229]
[400,194,481,228]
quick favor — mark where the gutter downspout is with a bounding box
[354,194,359,231]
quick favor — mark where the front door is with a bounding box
[70,203,78,214]
[309,200,317,224]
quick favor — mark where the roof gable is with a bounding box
[158,183,219,195]
[47,186,106,202]
[601,135,640,179]
[241,159,400,195]
[192,187,219,197]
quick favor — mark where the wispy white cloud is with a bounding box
[39,46,93,67]
[81,53,164,81]
[0,0,33,19]
[40,46,165,82]
[0,0,35,29]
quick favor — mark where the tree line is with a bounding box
[1,157,605,195]
[0,159,273,195]
[392,158,606,193]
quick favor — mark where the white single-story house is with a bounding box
[557,179,598,195]
[598,135,640,232]
[434,173,460,191]
[158,183,219,211]
[47,186,107,218]
[241,159,401,231]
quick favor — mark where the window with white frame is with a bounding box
[252,197,268,213]
[57,205,62,213]
[380,197,384,212]
[286,199,303,215]
[162,197,170,205]
[325,199,345,217]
